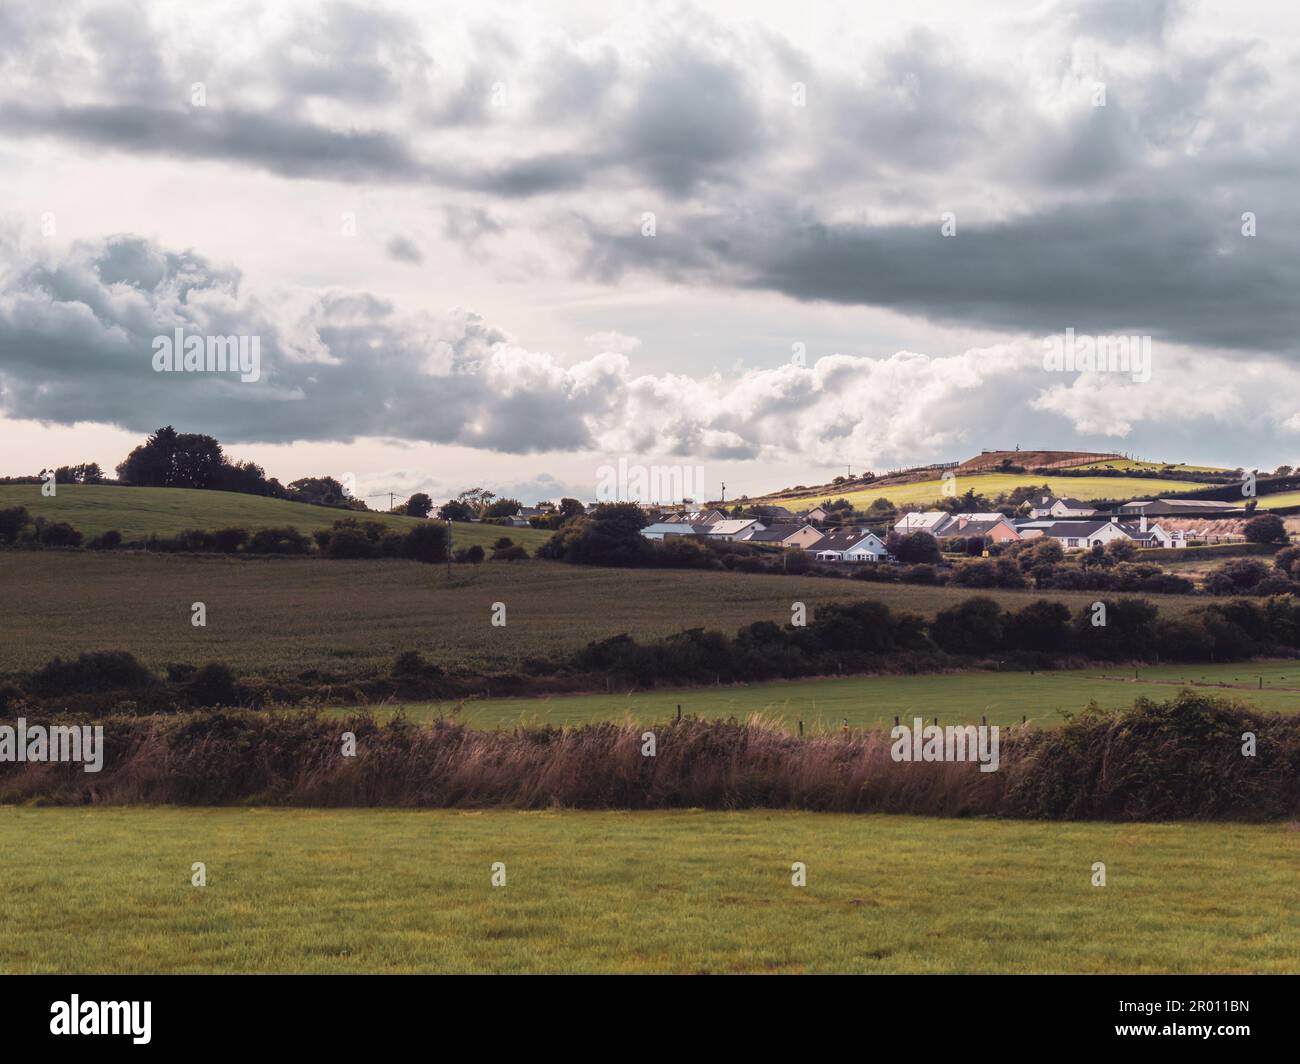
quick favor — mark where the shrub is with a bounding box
[491,544,529,561]
[212,527,250,553]
[88,529,123,550]
[0,506,31,543]
[37,521,84,548]
[29,650,153,695]
[1245,513,1287,544]
[247,526,312,554]
[326,526,376,558]
[403,522,449,564]
[189,662,239,707]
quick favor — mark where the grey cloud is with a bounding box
[386,236,423,264]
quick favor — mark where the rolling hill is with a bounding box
[0,484,552,551]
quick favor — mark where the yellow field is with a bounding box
[761,473,1201,511]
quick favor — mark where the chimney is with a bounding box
[1140,514,1148,533]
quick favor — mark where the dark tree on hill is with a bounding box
[53,463,105,484]
[438,499,475,521]
[116,426,226,488]
[1245,513,1287,544]
[287,476,350,507]
[406,492,433,518]
[483,497,522,518]
[538,502,652,566]
[403,523,449,564]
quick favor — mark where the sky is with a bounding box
[2,0,1299,504]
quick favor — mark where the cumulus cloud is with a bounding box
[5,234,1297,470]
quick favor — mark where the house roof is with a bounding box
[1033,494,1093,509]
[741,525,802,542]
[814,530,876,552]
[1028,519,1118,537]
[894,511,952,532]
[707,519,761,535]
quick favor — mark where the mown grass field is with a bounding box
[760,472,1204,511]
[348,660,1300,730]
[1068,458,1230,474]
[0,552,1202,677]
[0,483,551,551]
[1,808,1294,974]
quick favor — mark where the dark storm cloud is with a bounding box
[579,198,1300,353]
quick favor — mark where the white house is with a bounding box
[706,518,766,542]
[893,511,953,536]
[640,522,709,541]
[842,532,892,563]
[1026,494,1097,519]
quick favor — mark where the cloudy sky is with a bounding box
[2,0,1299,503]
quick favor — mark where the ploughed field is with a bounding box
[0,552,1203,678]
[1,808,1294,974]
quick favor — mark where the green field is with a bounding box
[0,552,1202,677]
[760,472,1203,511]
[1068,459,1230,474]
[1,808,1294,974]
[349,660,1300,729]
[0,483,551,551]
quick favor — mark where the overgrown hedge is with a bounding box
[1,693,1295,820]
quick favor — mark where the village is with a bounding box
[634,492,1248,563]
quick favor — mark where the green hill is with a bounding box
[0,484,552,551]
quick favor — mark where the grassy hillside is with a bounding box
[3,807,1295,973]
[0,553,1203,677]
[1069,458,1231,474]
[0,483,550,550]
[345,661,1300,729]
[758,472,1206,511]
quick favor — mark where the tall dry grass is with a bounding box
[2,692,1297,819]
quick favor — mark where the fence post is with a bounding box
[676,704,682,722]
[798,720,804,738]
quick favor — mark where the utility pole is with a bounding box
[446,519,453,582]
[721,482,726,504]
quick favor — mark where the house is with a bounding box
[941,513,1021,543]
[1017,518,1179,551]
[781,525,829,550]
[800,505,832,523]
[893,511,953,536]
[842,532,892,563]
[640,522,711,541]
[1026,494,1098,519]
[706,519,766,541]
[812,529,891,562]
[738,524,802,544]
[1111,498,1239,517]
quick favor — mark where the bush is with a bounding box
[403,522,449,564]
[88,529,123,550]
[246,526,311,554]
[453,544,486,564]
[326,525,376,558]
[1245,513,1287,544]
[931,597,1006,656]
[188,662,239,707]
[491,544,529,561]
[0,506,31,543]
[29,650,154,695]
[37,521,84,548]
[212,527,250,553]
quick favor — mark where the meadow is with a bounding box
[0,483,551,551]
[0,552,1202,677]
[346,660,1300,729]
[1,807,1294,974]
[759,472,1204,511]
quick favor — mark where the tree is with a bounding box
[287,476,350,507]
[537,503,652,566]
[483,498,522,519]
[886,530,942,565]
[931,597,1006,656]
[1273,465,1293,478]
[558,497,584,518]
[0,506,31,543]
[403,523,449,564]
[1244,513,1287,544]
[406,493,432,519]
[438,499,475,521]
[116,426,225,488]
[1105,538,1137,562]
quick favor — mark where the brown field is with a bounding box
[0,552,1202,678]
